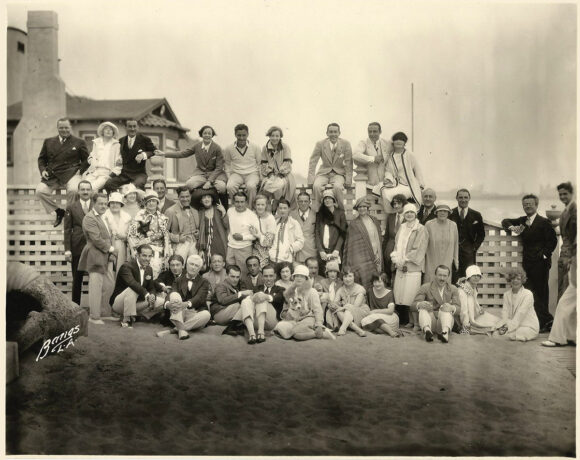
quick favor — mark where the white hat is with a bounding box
[122,183,140,197]
[292,265,310,278]
[143,190,159,203]
[465,265,482,279]
[97,121,119,138]
[402,203,418,215]
[108,192,124,206]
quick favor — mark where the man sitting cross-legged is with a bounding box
[239,264,283,344]
[412,265,460,343]
[110,244,166,328]
[159,254,211,340]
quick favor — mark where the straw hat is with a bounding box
[108,192,124,206]
[97,121,119,138]
[465,265,482,279]
[292,265,310,278]
[143,190,159,203]
[325,261,340,273]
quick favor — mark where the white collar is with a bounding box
[136,260,145,271]
[201,140,212,150]
[459,206,469,214]
[527,213,537,224]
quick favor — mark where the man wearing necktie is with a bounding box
[103,119,158,193]
[417,188,438,225]
[353,122,392,187]
[63,180,93,305]
[450,188,486,282]
[168,187,200,261]
[36,118,89,227]
[77,193,117,324]
[307,123,353,212]
[502,194,558,332]
[240,265,284,343]
[290,191,317,264]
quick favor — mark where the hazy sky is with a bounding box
[7,0,577,194]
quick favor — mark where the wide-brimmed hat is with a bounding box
[108,192,124,206]
[466,265,482,279]
[325,261,340,273]
[435,204,452,214]
[97,121,119,138]
[143,190,159,203]
[402,203,418,215]
[292,265,309,278]
[354,197,372,210]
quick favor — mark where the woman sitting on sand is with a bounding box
[275,262,294,291]
[495,267,539,342]
[457,265,499,335]
[361,273,401,337]
[326,267,370,337]
[274,265,334,341]
[319,261,343,323]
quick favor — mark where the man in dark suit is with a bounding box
[63,180,93,305]
[239,264,282,343]
[211,264,253,326]
[103,119,158,193]
[36,118,89,227]
[110,243,166,328]
[502,194,558,331]
[153,179,176,215]
[78,193,116,325]
[556,182,576,299]
[417,188,437,225]
[163,254,211,340]
[450,188,486,282]
[240,255,264,290]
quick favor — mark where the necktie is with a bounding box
[300,213,306,222]
[461,208,466,221]
[60,137,64,145]
[526,217,532,226]
[128,137,134,149]
[374,143,379,153]
[274,219,287,262]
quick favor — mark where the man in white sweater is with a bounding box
[269,199,304,267]
[226,191,260,277]
[223,124,262,207]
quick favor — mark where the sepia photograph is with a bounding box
[3,0,577,457]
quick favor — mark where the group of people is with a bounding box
[36,117,576,346]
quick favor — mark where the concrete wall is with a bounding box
[7,27,28,107]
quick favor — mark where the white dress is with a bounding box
[83,138,121,190]
[103,209,132,271]
[458,282,500,334]
[501,287,539,342]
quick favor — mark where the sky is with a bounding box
[6,0,577,195]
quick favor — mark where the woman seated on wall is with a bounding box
[495,267,539,342]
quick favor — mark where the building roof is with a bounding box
[7,94,189,132]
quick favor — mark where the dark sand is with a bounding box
[6,308,575,457]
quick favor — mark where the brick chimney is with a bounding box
[12,11,66,185]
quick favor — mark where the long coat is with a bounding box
[37,135,89,186]
[343,215,383,290]
[290,208,317,263]
[78,210,113,274]
[64,199,92,256]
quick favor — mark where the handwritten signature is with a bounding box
[36,325,80,362]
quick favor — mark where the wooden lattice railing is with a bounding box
[7,184,541,307]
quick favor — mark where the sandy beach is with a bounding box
[6,308,575,457]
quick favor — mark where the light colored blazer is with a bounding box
[268,216,304,263]
[413,281,460,314]
[78,210,113,274]
[307,138,353,185]
[290,208,317,263]
[353,137,393,186]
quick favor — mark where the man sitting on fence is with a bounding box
[36,118,89,227]
[353,122,391,188]
[110,244,166,328]
[307,123,353,212]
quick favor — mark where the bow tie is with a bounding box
[183,206,190,210]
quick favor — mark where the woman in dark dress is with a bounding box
[382,193,407,287]
[196,190,228,270]
[314,186,347,275]
[361,273,401,337]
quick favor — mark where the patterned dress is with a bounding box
[127,209,170,277]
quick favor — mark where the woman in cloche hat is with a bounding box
[457,265,501,335]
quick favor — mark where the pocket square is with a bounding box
[72,147,77,151]
[473,220,479,224]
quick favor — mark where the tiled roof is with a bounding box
[7,94,188,132]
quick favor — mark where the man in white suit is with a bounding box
[353,122,392,187]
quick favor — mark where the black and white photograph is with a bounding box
[3,0,577,457]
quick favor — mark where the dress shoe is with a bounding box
[425,329,434,342]
[541,340,564,347]
[89,318,105,325]
[178,330,190,340]
[438,331,449,343]
[53,208,65,227]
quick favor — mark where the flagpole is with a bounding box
[411,82,414,151]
